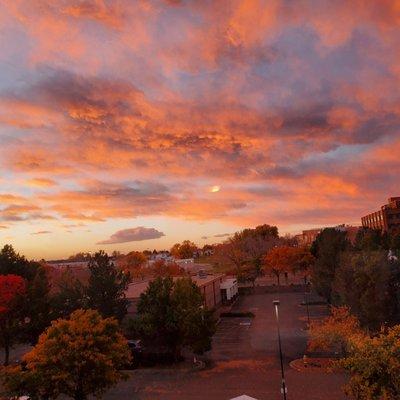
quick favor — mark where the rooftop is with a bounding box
[125,274,225,300]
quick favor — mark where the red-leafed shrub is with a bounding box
[0,274,26,314]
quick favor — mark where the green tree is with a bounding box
[171,278,216,355]
[0,244,36,280]
[1,309,131,400]
[52,268,87,319]
[86,251,131,321]
[389,231,400,255]
[131,277,216,360]
[22,264,52,345]
[333,251,398,331]
[311,228,349,303]
[354,227,388,251]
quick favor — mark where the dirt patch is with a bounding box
[199,358,274,377]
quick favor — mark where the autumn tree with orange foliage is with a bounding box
[118,251,147,276]
[339,325,400,400]
[170,240,197,259]
[0,274,26,365]
[150,259,185,278]
[214,224,280,283]
[263,246,294,286]
[1,309,131,400]
[308,306,363,357]
[291,246,315,283]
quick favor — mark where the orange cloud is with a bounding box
[27,178,57,188]
[0,0,399,253]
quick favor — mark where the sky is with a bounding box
[0,0,399,260]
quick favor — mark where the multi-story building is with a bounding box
[361,197,400,233]
[295,228,323,246]
[295,225,360,246]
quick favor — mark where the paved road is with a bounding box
[105,292,348,400]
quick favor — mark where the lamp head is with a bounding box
[273,300,280,306]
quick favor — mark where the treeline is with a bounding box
[0,245,216,399]
[0,247,130,366]
[311,227,400,331]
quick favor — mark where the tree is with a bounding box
[308,306,363,357]
[311,228,350,303]
[118,251,147,273]
[22,264,52,345]
[1,309,131,400]
[354,227,388,251]
[263,246,293,286]
[131,277,216,360]
[389,231,400,256]
[52,268,87,319]
[0,244,36,280]
[291,246,315,282]
[150,260,185,277]
[340,325,400,400]
[171,278,216,355]
[67,252,91,262]
[213,224,280,281]
[0,274,26,365]
[232,224,280,276]
[86,251,131,321]
[0,246,53,353]
[333,251,398,331]
[170,240,197,259]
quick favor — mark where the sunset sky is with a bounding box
[0,0,399,259]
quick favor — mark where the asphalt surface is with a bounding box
[104,291,348,400]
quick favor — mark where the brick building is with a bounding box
[295,228,322,246]
[361,197,400,233]
[296,225,360,246]
[125,273,225,315]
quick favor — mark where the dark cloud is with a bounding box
[214,233,231,238]
[31,230,52,235]
[97,227,165,245]
[201,233,231,240]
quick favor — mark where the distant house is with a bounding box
[149,250,173,262]
[174,258,195,270]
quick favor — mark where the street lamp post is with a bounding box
[304,276,310,327]
[273,300,287,400]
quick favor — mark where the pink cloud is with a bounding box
[0,0,399,246]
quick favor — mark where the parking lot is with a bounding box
[104,291,348,400]
[211,316,253,360]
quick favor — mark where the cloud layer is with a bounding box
[97,227,165,245]
[0,0,399,255]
